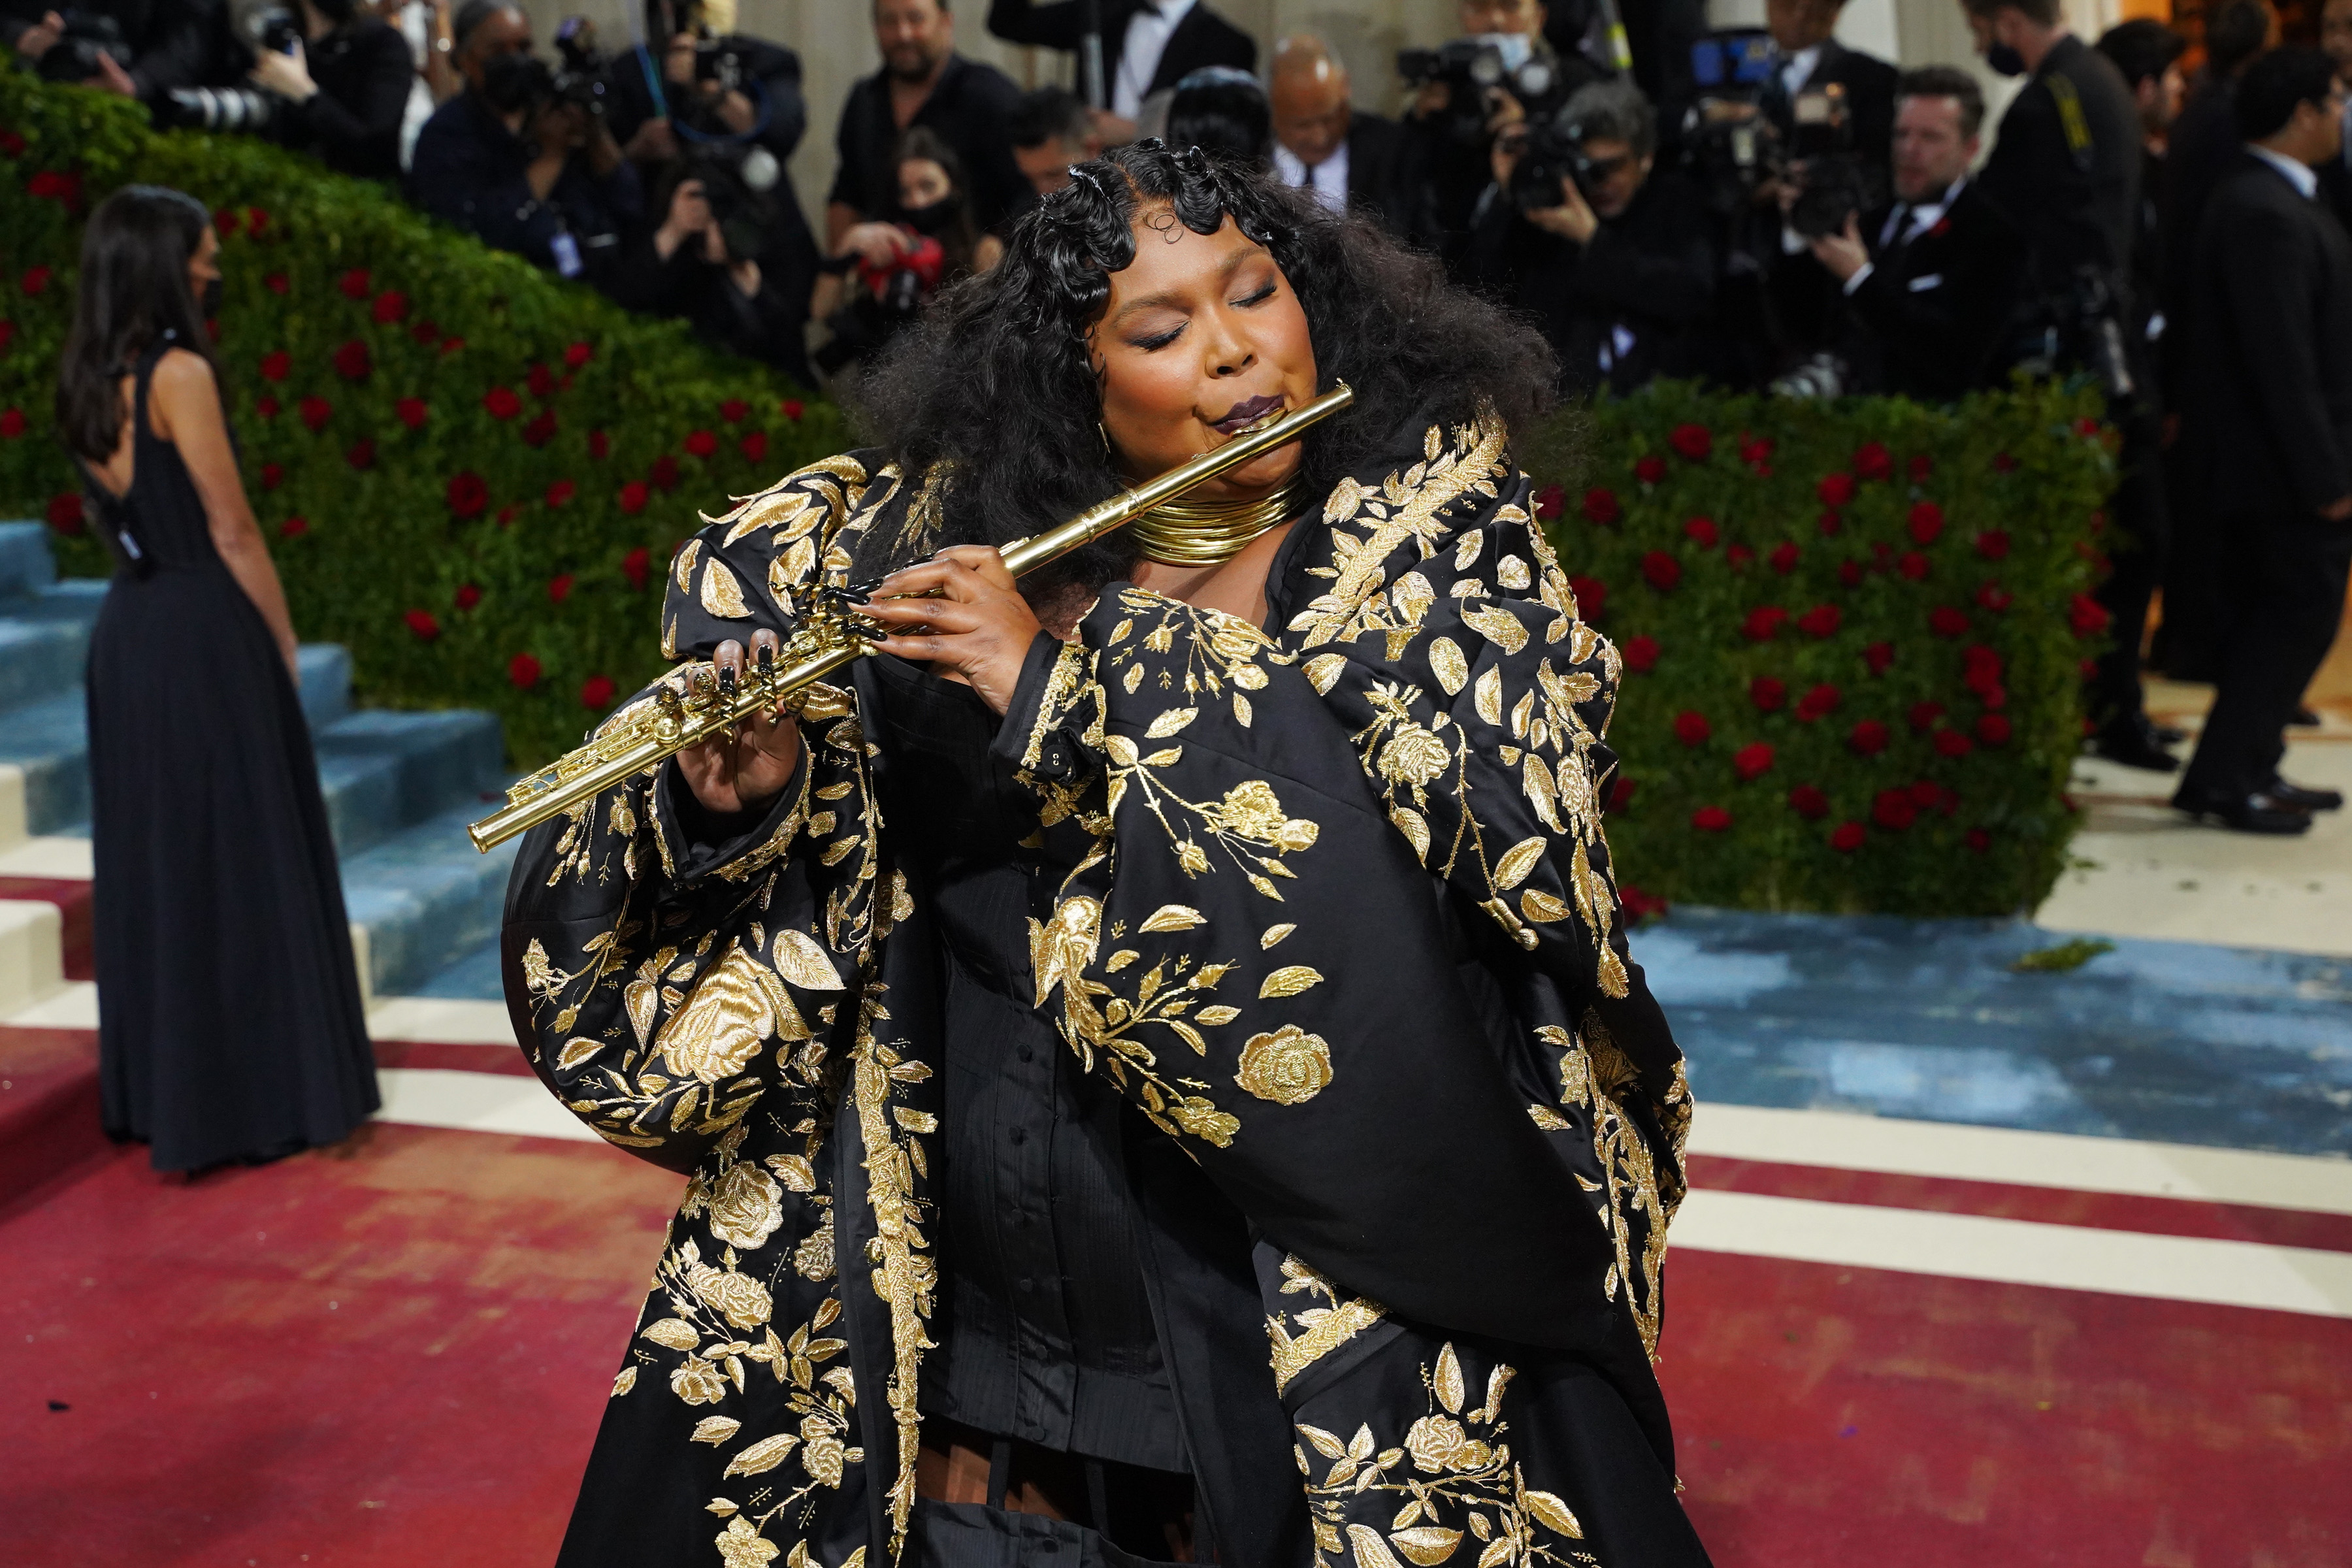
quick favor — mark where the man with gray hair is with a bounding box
[1266,33,1428,240]
[1472,75,1716,393]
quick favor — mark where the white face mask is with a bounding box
[1473,31,1534,72]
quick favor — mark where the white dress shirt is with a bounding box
[2249,142,2319,200]
[1112,0,1198,120]
[1840,176,1968,295]
[1779,45,1822,99]
[1273,137,1350,214]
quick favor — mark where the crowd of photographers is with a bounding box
[8,0,2345,829]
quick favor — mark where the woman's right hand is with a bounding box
[676,628,802,814]
[838,222,913,270]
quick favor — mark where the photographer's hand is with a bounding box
[622,115,678,163]
[840,222,913,270]
[91,48,135,95]
[1524,176,1598,246]
[583,114,623,177]
[250,41,319,103]
[657,178,712,262]
[2321,496,2352,523]
[14,10,61,61]
[1407,79,1449,121]
[1806,213,1869,284]
[1484,86,1526,137]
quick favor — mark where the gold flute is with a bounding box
[466,382,1354,852]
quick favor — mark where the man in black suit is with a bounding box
[987,0,1254,142]
[1266,34,1431,244]
[1762,0,1897,201]
[1786,66,2023,401]
[2318,0,2352,230]
[2175,47,2352,833]
[828,0,1032,246]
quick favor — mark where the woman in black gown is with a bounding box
[57,186,377,1173]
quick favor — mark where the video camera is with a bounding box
[1681,28,1867,238]
[33,7,127,83]
[1397,39,1569,148]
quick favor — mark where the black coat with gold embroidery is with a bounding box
[501,411,1708,1568]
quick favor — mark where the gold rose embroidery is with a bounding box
[1235,1025,1333,1105]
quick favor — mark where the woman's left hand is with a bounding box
[250,41,318,101]
[860,546,1043,716]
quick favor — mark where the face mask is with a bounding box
[1984,42,2026,77]
[197,275,222,319]
[900,195,962,236]
[1473,32,1533,72]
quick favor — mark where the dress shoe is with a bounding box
[2173,788,2314,834]
[2262,778,2344,811]
[2091,719,2181,772]
[2289,704,2321,727]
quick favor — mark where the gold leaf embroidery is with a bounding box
[1473,666,1503,727]
[1145,707,1198,738]
[722,1432,801,1478]
[1520,888,1572,923]
[1523,1490,1584,1539]
[674,538,702,592]
[1428,636,1469,695]
[1259,965,1325,999]
[692,1416,742,1445]
[1435,1343,1465,1413]
[771,929,844,991]
[1139,904,1208,933]
[1260,923,1296,949]
[701,558,751,619]
[643,1317,700,1350]
[1304,653,1348,693]
[1389,1527,1466,1565]
[1461,602,1528,654]
[1390,805,1431,862]
[1492,837,1546,890]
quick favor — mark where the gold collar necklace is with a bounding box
[1127,477,1305,567]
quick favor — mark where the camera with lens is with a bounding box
[549,17,612,116]
[2006,265,2136,402]
[1398,39,1567,148]
[33,8,127,82]
[685,140,785,263]
[1509,103,1601,212]
[159,7,305,133]
[1679,29,1867,237]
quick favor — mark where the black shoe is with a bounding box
[2263,778,2344,811]
[2290,704,2322,727]
[2173,788,2315,834]
[2091,720,2181,772]
[2151,721,2187,745]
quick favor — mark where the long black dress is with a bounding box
[85,343,378,1173]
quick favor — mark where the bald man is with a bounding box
[1267,35,1431,241]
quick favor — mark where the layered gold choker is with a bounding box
[1126,478,1305,567]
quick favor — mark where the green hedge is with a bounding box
[1,75,2105,916]
[1526,381,2110,918]
[0,73,850,764]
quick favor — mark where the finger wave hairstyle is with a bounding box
[851,139,1557,596]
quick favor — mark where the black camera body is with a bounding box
[687,141,785,264]
[1510,104,1591,212]
[252,7,301,56]
[1680,27,1865,237]
[481,22,609,122]
[34,8,127,82]
[1398,39,1568,148]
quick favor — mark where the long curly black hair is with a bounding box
[851,140,1556,595]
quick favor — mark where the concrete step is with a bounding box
[340,800,521,999]
[0,898,63,1017]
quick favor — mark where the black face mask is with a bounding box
[1984,42,2027,77]
[900,195,962,236]
[197,275,222,319]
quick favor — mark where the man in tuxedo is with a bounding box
[987,0,1254,142]
[2319,0,2352,229]
[2175,46,2352,833]
[1762,0,1898,201]
[1790,67,2024,401]
[1266,34,1431,244]
[828,0,1032,245]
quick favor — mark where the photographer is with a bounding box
[1757,0,1895,202]
[157,0,412,180]
[610,157,807,380]
[811,125,1000,380]
[5,0,232,103]
[1471,76,1714,395]
[407,0,642,289]
[1776,67,2023,401]
[1007,83,1102,197]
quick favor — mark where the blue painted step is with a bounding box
[340,800,521,997]
[0,520,58,600]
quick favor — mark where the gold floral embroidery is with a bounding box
[1235,1024,1334,1105]
[1266,1254,1387,1396]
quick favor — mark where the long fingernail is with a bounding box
[719,666,737,696]
[756,643,775,671]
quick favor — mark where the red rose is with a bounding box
[1992,451,2016,474]
[581,674,617,710]
[719,398,750,425]
[1976,713,2012,746]
[1854,441,1893,482]
[1767,542,1797,576]
[546,479,576,508]
[1872,788,1917,831]
[1641,550,1681,591]
[215,206,243,236]
[254,463,284,494]
[1609,777,1640,812]
[1691,804,1733,832]
[1797,604,1841,639]
[496,505,517,527]
[1741,605,1789,642]
[369,289,408,323]
[1933,729,1974,757]
[1740,433,1773,465]
[564,341,593,368]
[1733,742,1774,781]
[1635,454,1668,485]
[446,470,489,517]
[1929,605,1970,637]
[1897,551,1929,581]
[1669,423,1712,461]
[345,437,374,469]
[1838,559,1865,587]
[2076,416,2101,437]
[0,408,25,438]
[649,454,681,491]
[1533,482,1565,519]
[508,653,542,689]
[483,386,521,419]
[1795,683,1842,723]
[1963,642,2002,676]
[685,429,719,459]
[1727,543,1756,570]
[1682,516,1718,549]
[1976,581,2012,612]
[619,481,650,515]
[1568,575,1608,618]
[622,546,651,591]
[1673,710,1712,747]
[411,319,442,345]
[259,350,291,382]
[46,493,84,534]
[589,429,610,459]
[1818,509,1842,536]
[1908,501,1945,545]
[1974,529,2010,561]
[741,431,769,464]
[1620,632,1658,672]
[521,409,557,448]
[25,169,73,204]
[21,265,50,295]
[527,362,555,399]
[1830,821,1866,852]
[1750,676,1786,711]
[1817,471,1857,507]
[404,608,440,640]
[1581,486,1620,525]
[1908,454,1933,482]
[298,395,331,432]
[1908,700,1946,732]
[781,398,804,421]
[547,573,574,604]
[0,130,21,156]
[454,582,482,611]
[260,272,289,296]
[1789,785,1831,821]
[278,515,308,538]
[2069,593,2112,636]
[1849,719,1890,755]
[255,395,280,419]
[248,205,270,235]
[1965,828,1991,853]
[338,268,370,299]
[397,397,428,429]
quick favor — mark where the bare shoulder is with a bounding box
[148,347,223,440]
